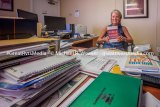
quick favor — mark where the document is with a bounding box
[142,92,160,107]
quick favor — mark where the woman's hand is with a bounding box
[103,36,110,43]
[117,36,126,42]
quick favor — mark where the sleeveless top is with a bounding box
[103,24,128,51]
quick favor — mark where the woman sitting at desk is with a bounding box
[97,9,133,51]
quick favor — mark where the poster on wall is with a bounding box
[0,0,13,11]
[123,0,148,18]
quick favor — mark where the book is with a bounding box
[107,26,119,43]
[69,72,142,107]
[125,55,159,71]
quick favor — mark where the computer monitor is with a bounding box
[0,18,37,40]
[17,9,38,22]
[0,18,14,40]
[44,16,66,34]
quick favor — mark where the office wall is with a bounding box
[32,0,60,25]
[0,0,60,25]
[157,0,160,53]
[60,0,159,53]
[0,0,31,17]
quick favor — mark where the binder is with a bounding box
[70,72,142,107]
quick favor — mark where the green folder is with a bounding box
[70,72,142,107]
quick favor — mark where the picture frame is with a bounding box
[123,0,148,18]
[0,0,13,11]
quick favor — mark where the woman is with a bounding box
[97,9,133,51]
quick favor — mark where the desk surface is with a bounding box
[143,85,160,100]
[0,37,58,47]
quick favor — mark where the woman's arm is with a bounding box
[97,27,109,43]
[122,26,133,43]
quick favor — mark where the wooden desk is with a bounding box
[72,36,98,48]
[143,85,160,100]
[0,37,58,51]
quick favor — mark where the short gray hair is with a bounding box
[111,9,122,19]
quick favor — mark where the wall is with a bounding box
[60,0,159,53]
[32,0,60,25]
[157,0,160,54]
[0,0,60,25]
[0,0,31,17]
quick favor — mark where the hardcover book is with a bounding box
[69,72,142,107]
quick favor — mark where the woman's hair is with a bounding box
[111,9,122,19]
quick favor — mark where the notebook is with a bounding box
[3,55,76,81]
[0,60,80,90]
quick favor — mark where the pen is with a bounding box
[142,69,159,72]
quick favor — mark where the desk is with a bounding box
[0,37,58,51]
[143,86,160,100]
[72,36,98,48]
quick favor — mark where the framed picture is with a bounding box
[123,0,148,18]
[0,0,13,11]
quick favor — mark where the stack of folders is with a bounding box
[0,43,49,69]
[0,55,81,107]
[69,72,142,107]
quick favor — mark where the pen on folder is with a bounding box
[142,69,159,72]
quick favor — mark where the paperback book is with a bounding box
[125,55,159,71]
[107,26,119,43]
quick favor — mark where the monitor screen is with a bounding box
[0,18,37,40]
[17,9,38,22]
[15,19,37,39]
[44,16,66,31]
[0,18,14,40]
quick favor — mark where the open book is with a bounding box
[107,26,119,43]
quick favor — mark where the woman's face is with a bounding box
[111,12,121,26]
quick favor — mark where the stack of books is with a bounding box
[122,54,160,88]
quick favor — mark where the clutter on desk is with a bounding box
[134,44,151,52]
